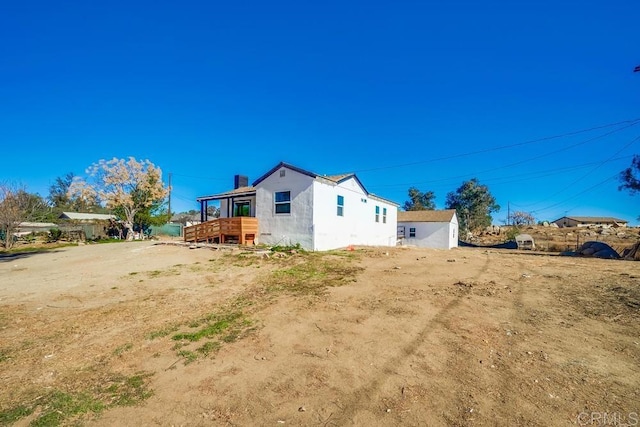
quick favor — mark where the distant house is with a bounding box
[170,213,202,227]
[58,212,118,240]
[552,216,628,228]
[397,209,459,249]
[194,162,399,251]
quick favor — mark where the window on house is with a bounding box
[280,169,286,177]
[274,191,291,214]
[337,195,344,216]
[375,206,380,223]
[383,207,387,224]
[409,227,416,238]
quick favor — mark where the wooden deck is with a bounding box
[183,217,258,245]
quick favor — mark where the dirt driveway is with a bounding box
[1,241,639,426]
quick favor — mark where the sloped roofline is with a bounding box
[397,209,457,222]
[59,212,117,221]
[196,186,256,202]
[196,161,398,206]
[251,161,398,205]
[252,162,318,186]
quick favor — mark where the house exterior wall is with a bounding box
[311,177,397,251]
[252,166,398,251]
[255,167,315,249]
[398,217,459,249]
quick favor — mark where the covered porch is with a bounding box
[184,217,258,245]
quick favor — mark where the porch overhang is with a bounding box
[196,186,257,222]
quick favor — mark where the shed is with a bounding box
[397,209,458,249]
[58,212,118,240]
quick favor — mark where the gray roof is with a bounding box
[196,186,256,202]
[398,209,457,223]
[19,222,58,228]
[554,216,628,224]
[59,212,117,221]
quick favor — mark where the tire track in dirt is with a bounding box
[333,251,492,424]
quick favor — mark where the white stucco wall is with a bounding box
[255,167,315,249]
[398,219,458,249]
[312,178,398,251]
[253,165,398,251]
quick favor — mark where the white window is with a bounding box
[409,227,416,238]
[375,206,380,222]
[383,207,387,224]
[337,195,344,216]
[274,191,291,214]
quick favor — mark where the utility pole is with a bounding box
[167,172,172,223]
[507,201,510,226]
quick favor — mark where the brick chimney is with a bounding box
[234,175,248,189]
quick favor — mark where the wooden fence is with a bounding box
[184,217,258,245]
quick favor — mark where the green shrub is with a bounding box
[48,228,63,242]
[504,227,520,242]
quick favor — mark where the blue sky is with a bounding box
[2,0,639,224]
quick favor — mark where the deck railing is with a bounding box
[184,217,258,245]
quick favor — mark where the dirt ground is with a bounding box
[1,240,639,426]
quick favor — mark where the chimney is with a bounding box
[234,175,248,189]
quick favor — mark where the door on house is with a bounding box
[397,225,405,239]
[233,201,251,217]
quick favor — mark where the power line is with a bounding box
[352,117,640,173]
[171,173,229,182]
[511,135,640,209]
[369,121,639,190]
[529,173,620,215]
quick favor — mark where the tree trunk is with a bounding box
[124,222,134,241]
[3,225,15,250]
[124,209,136,241]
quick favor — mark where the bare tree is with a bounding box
[0,183,47,249]
[69,157,169,240]
[508,210,536,226]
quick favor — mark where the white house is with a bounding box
[552,216,628,228]
[397,209,458,249]
[195,162,398,251]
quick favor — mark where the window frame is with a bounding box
[337,195,344,217]
[409,227,416,238]
[233,201,251,217]
[375,206,380,223]
[274,191,291,215]
[382,207,387,224]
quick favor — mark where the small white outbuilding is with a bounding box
[397,209,459,249]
